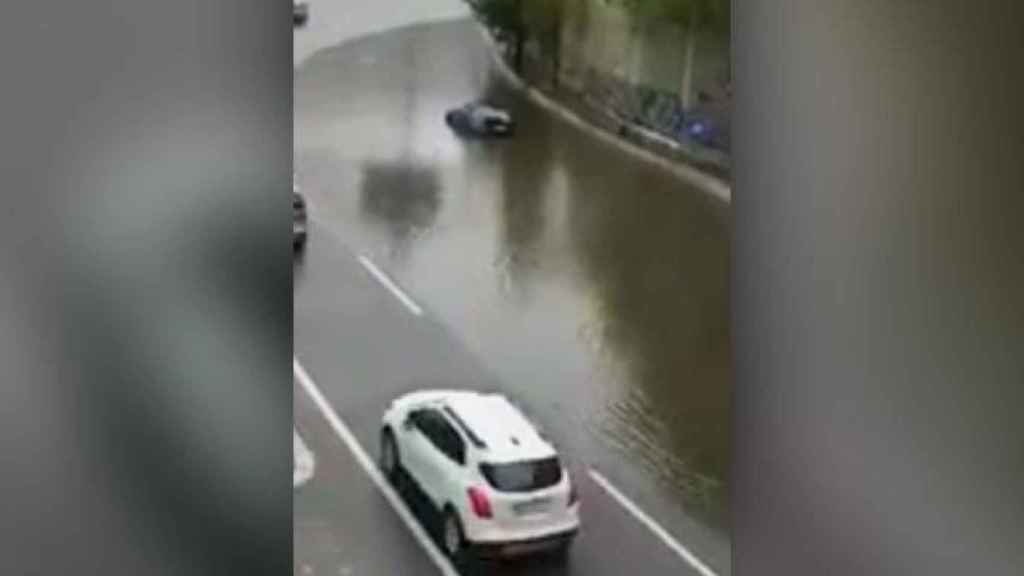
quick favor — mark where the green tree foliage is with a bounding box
[474,0,526,70]
[474,0,524,35]
[474,0,569,37]
[475,0,728,98]
[617,0,729,106]
[620,0,729,35]
[474,0,567,77]
[523,0,566,85]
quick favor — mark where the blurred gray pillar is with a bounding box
[734,2,1024,575]
[0,1,292,574]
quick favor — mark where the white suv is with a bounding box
[379,390,580,560]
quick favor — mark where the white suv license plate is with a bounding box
[502,540,558,556]
[512,497,551,516]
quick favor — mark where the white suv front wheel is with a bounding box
[379,429,399,483]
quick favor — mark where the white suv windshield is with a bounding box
[480,457,562,492]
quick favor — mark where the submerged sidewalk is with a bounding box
[473,25,732,204]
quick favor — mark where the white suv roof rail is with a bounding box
[445,394,555,462]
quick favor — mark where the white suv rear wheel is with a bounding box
[442,509,464,558]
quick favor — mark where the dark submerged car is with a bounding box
[444,102,515,137]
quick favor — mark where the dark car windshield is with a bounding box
[479,457,562,492]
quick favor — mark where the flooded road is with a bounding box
[295,15,731,562]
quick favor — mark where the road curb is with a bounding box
[474,24,732,204]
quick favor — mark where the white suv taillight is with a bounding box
[467,486,493,518]
[568,476,579,506]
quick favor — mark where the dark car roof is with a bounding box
[462,102,510,120]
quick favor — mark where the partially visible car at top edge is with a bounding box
[293,184,307,251]
[293,1,308,27]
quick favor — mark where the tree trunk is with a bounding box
[680,27,697,109]
[514,31,525,73]
[513,0,525,73]
[551,14,562,88]
[680,1,700,110]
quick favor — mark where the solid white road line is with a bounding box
[294,429,316,488]
[588,469,719,576]
[358,255,424,316]
[293,358,458,576]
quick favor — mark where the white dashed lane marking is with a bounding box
[358,255,424,316]
[294,358,458,576]
[588,469,718,576]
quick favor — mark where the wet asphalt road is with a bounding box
[294,5,731,576]
[295,377,438,576]
[293,227,712,576]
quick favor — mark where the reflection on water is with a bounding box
[560,135,731,529]
[493,95,555,302]
[483,77,732,526]
[359,161,441,261]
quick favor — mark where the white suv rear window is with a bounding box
[480,457,562,492]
